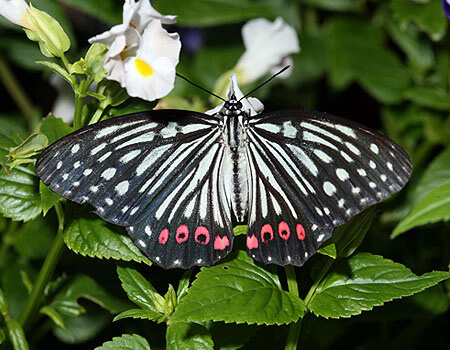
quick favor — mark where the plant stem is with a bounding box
[18,203,65,329]
[284,265,301,350]
[304,259,334,307]
[73,77,87,130]
[0,55,35,122]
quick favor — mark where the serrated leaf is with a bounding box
[171,251,305,325]
[177,269,193,303]
[6,318,29,350]
[154,0,274,27]
[48,274,131,317]
[392,180,450,237]
[166,323,213,350]
[309,253,450,319]
[39,180,63,215]
[40,305,66,329]
[64,215,152,265]
[0,133,42,220]
[116,265,157,311]
[113,308,166,323]
[14,216,53,259]
[319,207,375,259]
[39,114,73,144]
[95,334,151,350]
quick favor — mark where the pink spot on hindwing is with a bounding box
[261,224,273,243]
[158,228,169,244]
[296,224,305,240]
[176,225,189,244]
[194,226,210,245]
[246,234,258,249]
[214,235,230,250]
[278,221,290,240]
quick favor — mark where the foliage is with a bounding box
[0,0,449,349]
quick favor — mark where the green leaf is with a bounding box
[403,87,450,111]
[113,308,165,323]
[326,18,410,104]
[392,180,450,237]
[95,334,151,350]
[6,319,29,350]
[64,215,152,265]
[177,269,193,303]
[390,0,448,41]
[166,323,213,350]
[154,0,275,27]
[48,274,131,317]
[116,266,157,311]
[39,114,73,144]
[0,134,41,221]
[171,251,305,325]
[232,225,247,236]
[319,207,375,259]
[39,181,63,215]
[0,329,5,344]
[309,252,450,318]
[36,60,74,86]
[413,147,450,202]
[40,305,66,329]
[0,113,28,140]
[0,37,47,72]
[106,98,156,119]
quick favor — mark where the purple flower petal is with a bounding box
[444,0,450,20]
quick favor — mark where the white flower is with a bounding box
[0,0,33,29]
[89,0,180,101]
[207,74,264,116]
[122,20,180,100]
[236,17,299,84]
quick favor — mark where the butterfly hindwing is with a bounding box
[245,110,412,265]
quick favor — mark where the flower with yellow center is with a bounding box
[89,0,180,101]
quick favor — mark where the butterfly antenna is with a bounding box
[239,66,290,101]
[176,73,226,102]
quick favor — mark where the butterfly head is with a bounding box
[223,95,243,116]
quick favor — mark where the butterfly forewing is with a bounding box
[245,110,412,265]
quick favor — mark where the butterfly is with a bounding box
[36,77,412,269]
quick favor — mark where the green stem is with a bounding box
[304,259,334,308]
[18,203,65,329]
[0,55,35,121]
[73,77,87,130]
[284,265,301,350]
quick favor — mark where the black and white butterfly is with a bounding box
[36,78,412,269]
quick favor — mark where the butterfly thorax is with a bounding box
[218,98,249,223]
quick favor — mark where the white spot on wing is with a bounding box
[90,185,98,193]
[83,169,92,176]
[345,142,360,155]
[115,181,129,196]
[57,161,62,169]
[62,173,68,181]
[98,151,112,163]
[73,161,80,168]
[138,239,146,248]
[313,149,332,163]
[161,122,178,138]
[357,168,367,177]
[101,168,116,180]
[136,144,171,176]
[287,145,318,176]
[71,144,80,154]
[387,162,393,171]
[283,121,297,138]
[255,123,281,133]
[336,168,349,181]
[120,150,141,163]
[105,198,113,206]
[91,143,106,155]
[323,181,336,196]
[370,143,379,154]
[317,234,325,242]
[369,160,376,169]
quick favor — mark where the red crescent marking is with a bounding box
[261,224,274,243]
[246,234,259,249]
[158,228,169,244]
[296,224,305,240]
[214,235,230,250]
[194,226,210,245]
[176,224,189,244]
[278,221,290,240]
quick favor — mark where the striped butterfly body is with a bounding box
[36,96,412,269]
